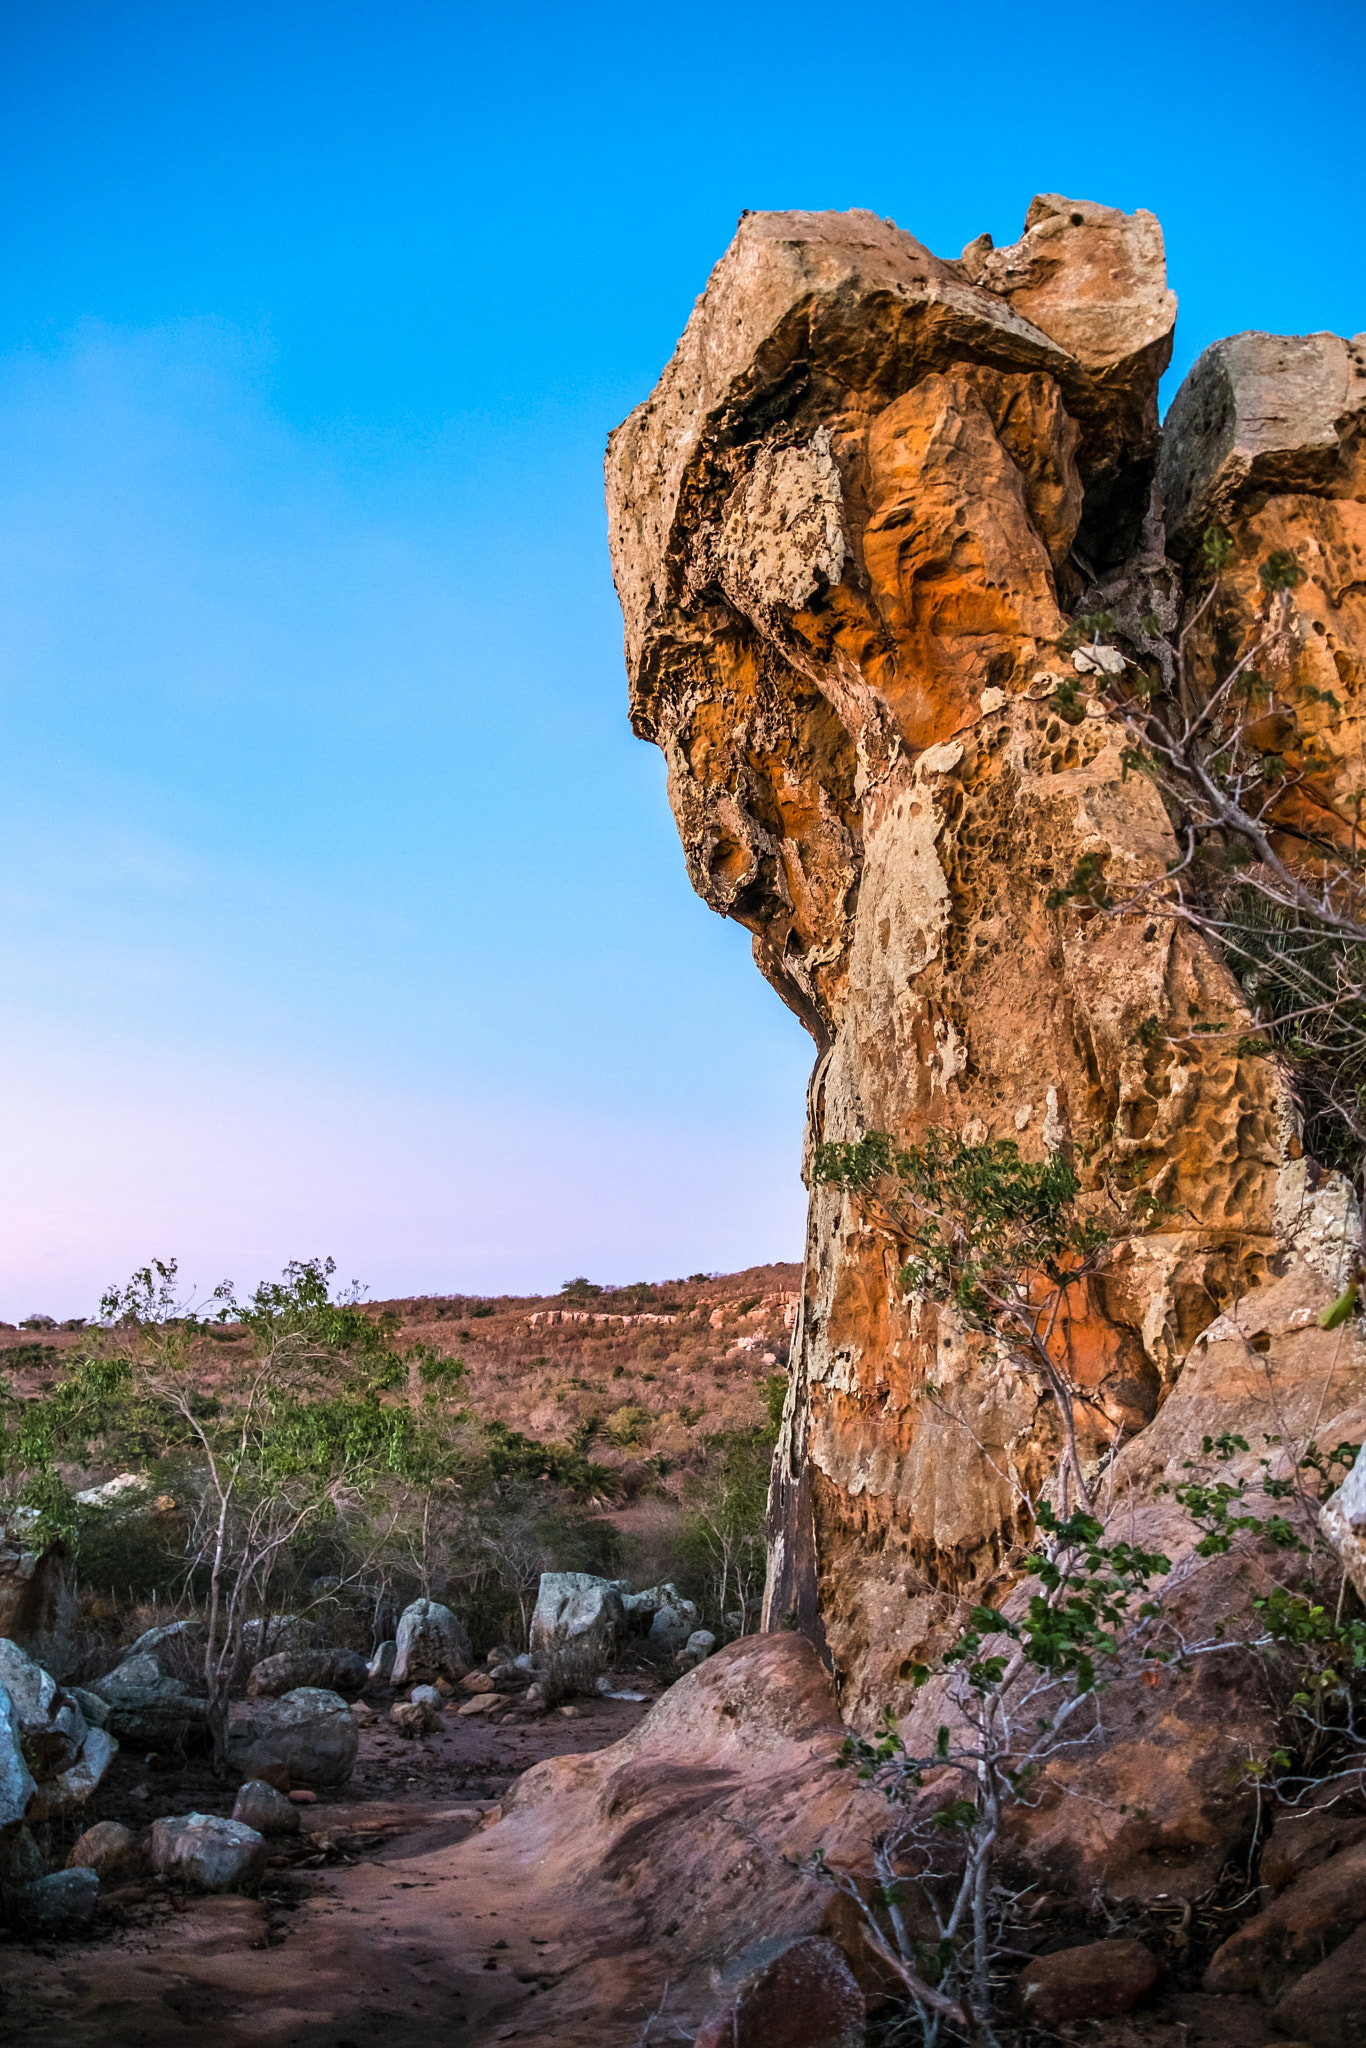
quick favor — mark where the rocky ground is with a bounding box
[3,1261,800,1493]
[0,1674,656,2046]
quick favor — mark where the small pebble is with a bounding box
[288,1788,317,1804]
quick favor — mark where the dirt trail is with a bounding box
[1,1695,654,2048]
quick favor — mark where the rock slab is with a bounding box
[229,1686,358,1787]
[151,1812,267,1891]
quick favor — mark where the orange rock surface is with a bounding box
[607,200,1366,1892]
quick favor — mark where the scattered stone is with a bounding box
[391,1599,473,1686]
[457,1693,500,1716]
[460,1671,497,1694]
[151,1812,267,1891]
[14,1865,100,1931]
[1016,1939,1159,2025]
[559,1704,581,1718]
[390,1697,440,1738]
[231,1779,302,1835]
[594,1675,648,1701]
[247,1646,368,1699]
[288,1789,317,1804]
[229,1687,358,1787]
[350,1699,377,1726]
[366,1639,397,1682]
[529,1573,625,1665]
[694,1935,864,2048]
[676,1629,717,1670]
[67,1820,139,1878]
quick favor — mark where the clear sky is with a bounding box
[1,0,1362,1319]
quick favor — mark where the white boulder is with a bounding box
[229,1686,358,1787]
[391,1599,472,1686]
[231,1779,301,1835]
[529,1573,625,1665]
[0,1681,37,1827]
[366,1639,397,1681]
[646,1596,700,1654]
[152,1812,267,1891]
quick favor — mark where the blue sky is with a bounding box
[1,0,1362,1317]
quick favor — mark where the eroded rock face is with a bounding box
[607,201,1366,1893]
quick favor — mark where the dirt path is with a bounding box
[1,1692,654,2048]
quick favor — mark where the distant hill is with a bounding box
[0,1262,802,1485]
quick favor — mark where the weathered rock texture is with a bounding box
[607,199,1366,1893]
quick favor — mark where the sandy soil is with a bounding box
[1,1686,655,2048]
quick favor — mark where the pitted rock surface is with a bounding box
[607,196,1366,1894]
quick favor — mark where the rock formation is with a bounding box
[607,198,1366,1894]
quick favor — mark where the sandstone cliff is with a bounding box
[607,198,1366,1895]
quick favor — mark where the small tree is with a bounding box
[813,1129,1112,1514]
[818,1506,1170,2041]
[679,1427,771,1632]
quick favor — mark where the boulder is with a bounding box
[529,1573,625,1666]
[646,1598,699,1655]
[1016,1940,1159,2025]
[74,1472,149,1510]
[27,1723,117,1821]
[390,1696,439,1737]
[0,1680,37,1828]
[456,1692,502,1717]
[1205,1839,1366,1998]
[391,1599,472,1686]
[678,1629,717,1668]
[0,1637,86,1777]
[366,1639,396,1682]
[13,1864,99,1930]
[67,1820,139,1878]
[247,1646,367,1699]
[240,1614,316,1658]
[151,1812,267,1891]
[0,1822,44,1889]
[94,1650,181,1702]
[0,1518,78,1679]
[694,1936,865,2048]
[67,1685,110,1729]
[228,1687,358,1787]
[125,1618,203,1661]
[231,1779,302,1835]
[92,1650,210,1750]
[1270,1920,1366,2047]
[1160,330,1366,558]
